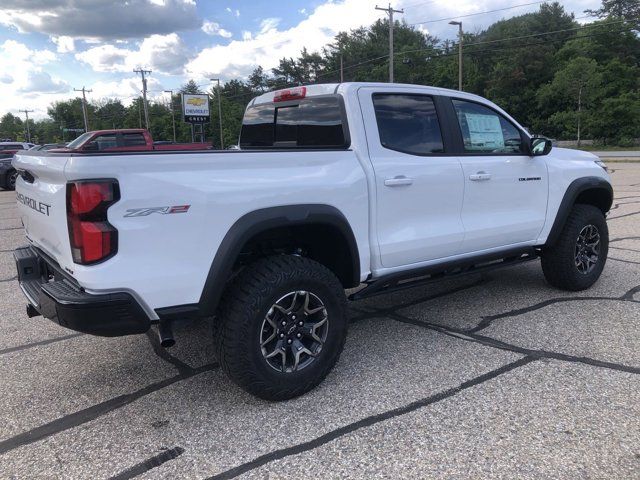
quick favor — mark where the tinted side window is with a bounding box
[240,96,347,149]
[372,94,444,155]
[122,133,147,147]
[93,134,117,151]
[452,99,525,154]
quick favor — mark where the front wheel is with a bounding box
[542,204,608,291]
[214,255,348,400]
[7,169,18,190]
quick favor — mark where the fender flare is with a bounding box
[197,204,360,317]
[546,176,613,246]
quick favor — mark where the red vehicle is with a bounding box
[51,129,211,153]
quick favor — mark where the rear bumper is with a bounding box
[14,245,151,336]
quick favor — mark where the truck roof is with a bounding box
[250,82,487,106]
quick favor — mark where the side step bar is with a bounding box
[350,248,540,301]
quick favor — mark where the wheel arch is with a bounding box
[546,176,613,247]
[198,204,360,317]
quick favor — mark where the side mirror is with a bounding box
[530,137,552,156]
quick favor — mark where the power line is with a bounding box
[408,0,544,26]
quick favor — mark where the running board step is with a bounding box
[350,249,539,301]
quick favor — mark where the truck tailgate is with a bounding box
[12,152,72,268]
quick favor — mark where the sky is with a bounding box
[0,0,602,119]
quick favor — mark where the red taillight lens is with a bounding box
[273,86,306,102]
[67,180,119,265]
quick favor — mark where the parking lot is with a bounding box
[0,163,639,479]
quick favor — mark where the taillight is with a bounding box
[66,180,120,265]
[273,86,306,102]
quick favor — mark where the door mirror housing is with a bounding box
[530,137,552,156]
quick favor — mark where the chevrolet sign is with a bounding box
[182,94,210,123]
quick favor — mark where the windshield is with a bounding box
[66,132,93,149]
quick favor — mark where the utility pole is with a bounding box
[210,78,224,149]
[375,3,403,83]
[340,54,344,83]
[164,90,177,143]
[134,68,152,130]
[449,21,463,91]
[74,86,92,132]
[18,109,34,142]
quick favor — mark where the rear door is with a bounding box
[358,87,465,268]
[12,152,73,267]
[448,98,548,253]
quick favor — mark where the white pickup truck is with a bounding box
[12,82,612,400]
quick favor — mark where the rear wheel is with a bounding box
[542,204,608,291]
[214,255,348,400]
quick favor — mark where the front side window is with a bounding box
[372,94,444,155]
[93,134,117,151]
[452,99,525,154]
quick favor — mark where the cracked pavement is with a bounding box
[0,163,639,479]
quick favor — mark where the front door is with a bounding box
[449,98,548,253]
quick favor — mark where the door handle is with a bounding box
[469,172,492,181]
[384,176,414,187]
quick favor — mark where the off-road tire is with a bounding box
[542,204,608,291]
[214,255,348,400]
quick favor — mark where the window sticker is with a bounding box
[464,113,504,150]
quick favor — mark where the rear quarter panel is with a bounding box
[63,150,369,316]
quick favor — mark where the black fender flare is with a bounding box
[197,204,360,317]
[546,176,613,247]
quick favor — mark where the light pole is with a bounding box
[164,90,177,143]
[210,78,224,149]
[449,21,463,91]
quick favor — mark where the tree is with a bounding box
[537,57,603,143]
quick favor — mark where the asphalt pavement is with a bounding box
[0,164,639,479]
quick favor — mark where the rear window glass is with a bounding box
[123,133,147,147]
[240,96,347,149]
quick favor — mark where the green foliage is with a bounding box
[3,2,639,145]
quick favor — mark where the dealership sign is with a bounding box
[182,94,210,123]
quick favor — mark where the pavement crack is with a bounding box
[204,356,536,480]
[608,209,640,220]
[350,275,491,324]
[145,329,195,376]
[609,256,640,265]
[0,275,17,283]
[609,245,640,253]
[0,333,84,357]
[0,363,218,456]
[108,446,185,480]
[386,312,640,376]
[609,236,640,243]
[467,284,640,333]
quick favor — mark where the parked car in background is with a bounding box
[49,129,211,152]
[0,142,36,189]
[0,142,34,160]
[29,143,67,151]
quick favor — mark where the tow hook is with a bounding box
[158,319,175,348]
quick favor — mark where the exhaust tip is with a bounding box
[26,304,40,318]
[158,321,175,348]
